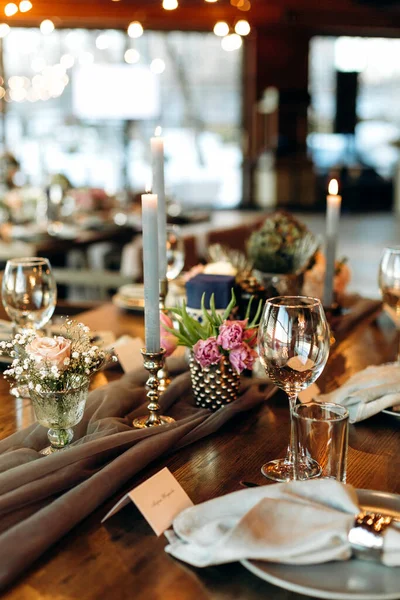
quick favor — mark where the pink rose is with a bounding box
[243,327,258,348]
[217,319,247,350]
[26,336,71,370]
[193,337,221,368]
[160,312,178,358]
[229,342,258,374]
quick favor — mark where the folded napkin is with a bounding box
[317,363,400,423]
[165,479,400,568]
[0,360,275,591]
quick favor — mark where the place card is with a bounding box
[113,335,144,373]
[102,467,193,535]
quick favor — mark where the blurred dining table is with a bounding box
[0,222,136,264]
[0,301,399,599]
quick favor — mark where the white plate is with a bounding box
[117,284,145,299]
[382,408,400,421]
[112,293,145,312]
[241,489,400,600]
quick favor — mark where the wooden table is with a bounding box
[1,304,399,600]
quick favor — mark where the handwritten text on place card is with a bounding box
[102,467,193,536]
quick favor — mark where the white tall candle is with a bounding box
[323,179,342,307]
[141,192,160,352]
[151,127,167,280]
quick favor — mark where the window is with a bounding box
[1,28,243,208]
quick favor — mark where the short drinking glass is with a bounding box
[257,296,330,482]
[379,246,400,360]
[293,402,349,482]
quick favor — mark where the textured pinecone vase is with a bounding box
[189,354,240,411]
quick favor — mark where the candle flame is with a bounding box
[154,126,162,137]
[145,183,152,193]
[328,179,339,195]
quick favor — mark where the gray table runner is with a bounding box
[0,358,275,591]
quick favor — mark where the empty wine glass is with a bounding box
[2,257,57,396]
[166,225,185,282]
[379,246,400,361]
[257,296,330,482]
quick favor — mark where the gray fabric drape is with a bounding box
[0,358,275,591]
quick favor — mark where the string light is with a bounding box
[235,19,250,36]
[213,21,229,37]
[162,0,178,9]
[40,19,55,35]
[19,1,32,12]
[124,48,140,64]
[127,21,143,38]
[150,58,166,74]
[4,3,18,17]
[237,0,251,10]
[0,23,10,37]
[221,33,242,51]
[60,54,75,69]
[96,33,109,49]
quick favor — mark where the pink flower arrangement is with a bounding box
[193,337,221,368]
[0,320,116,393]
[164,289,262,375]
[26,336,71,370]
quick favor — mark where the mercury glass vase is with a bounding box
[29,378,90,455]
[189,354,240,411]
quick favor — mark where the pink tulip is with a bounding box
[217,319,248,351]
[229,342,258,374]
[243,327,258,348]
[160,312,178,357]
[193,337,221,368]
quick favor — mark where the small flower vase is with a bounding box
[29,378,90,455]
[189,354,240,411]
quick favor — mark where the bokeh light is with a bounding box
[127,21,144,39]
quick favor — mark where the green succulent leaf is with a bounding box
[249,298,263,328]
[221,289,236,322]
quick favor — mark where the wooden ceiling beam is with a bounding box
[2,0,399,32]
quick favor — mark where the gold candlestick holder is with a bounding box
[158,277,171,393]
[133,348,175,429]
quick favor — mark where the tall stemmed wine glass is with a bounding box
[379,246,400,361]
[166,225,185,282]
[257,296,330,482]
[2,257,57,396]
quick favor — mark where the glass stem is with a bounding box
[284,392,298,465]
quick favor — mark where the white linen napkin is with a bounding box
[316,363,400,423]
[165,480,400,568]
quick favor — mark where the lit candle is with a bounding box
[141,190,160,352]
[323,179,342,307]
[150,127,167,280]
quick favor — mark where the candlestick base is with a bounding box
[157,364,171,394]
[133,348,175,429]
